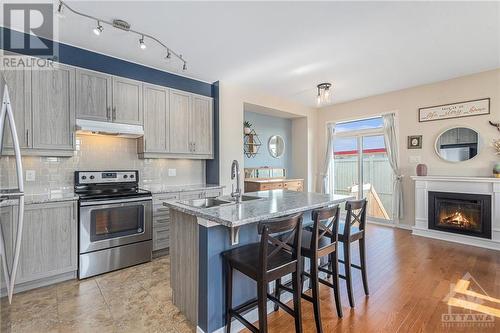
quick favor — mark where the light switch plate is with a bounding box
[409,155,421,164]
[168,169,177,177]
[26,170,36,182]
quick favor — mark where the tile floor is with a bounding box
[0,256,195,333]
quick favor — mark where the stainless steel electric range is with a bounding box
[75,170,152,279]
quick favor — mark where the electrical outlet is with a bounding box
[409,155,421,164]
[168,168,176,177]
[26,170,36,182]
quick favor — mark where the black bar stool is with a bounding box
[222,213,304,333]
[274,205,343,333]
[334,199,369,308]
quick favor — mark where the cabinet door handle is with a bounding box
[106,106,111,120]
[112,107,116,121]
[26,129,29,146]
[193,142,196,152]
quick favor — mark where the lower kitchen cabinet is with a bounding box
[0,206,14,289]
[152,189,223,252]
[15,201,78,285]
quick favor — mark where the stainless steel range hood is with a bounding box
[76,119,144,138]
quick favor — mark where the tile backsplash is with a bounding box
[0,135,205,194]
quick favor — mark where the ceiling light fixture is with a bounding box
[139,35,146,50]
[93,21,103,36]
[317,83,332,106]
[56,0,187,71]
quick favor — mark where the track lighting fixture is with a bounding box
[93,21,103,36]
[56,0,187,70]
[139,36,146,50]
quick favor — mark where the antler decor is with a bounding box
[489,121,500,132]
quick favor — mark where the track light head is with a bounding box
[56,1,64,17]
[93,21,103,36]
[139,36,146,50]
[166,49,171,59]
[183,62,187,71]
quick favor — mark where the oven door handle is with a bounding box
[80,196,153,206]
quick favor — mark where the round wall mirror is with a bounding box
[435,127,481,162]
[268,135,285,158]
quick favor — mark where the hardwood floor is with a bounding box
[252,225,500,332]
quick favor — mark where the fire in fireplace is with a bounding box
[428,191,491,239]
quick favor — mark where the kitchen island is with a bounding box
[163,190,353,333]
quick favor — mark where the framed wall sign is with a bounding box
[418,98,490,122]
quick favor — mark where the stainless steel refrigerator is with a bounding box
[0,73,25,303]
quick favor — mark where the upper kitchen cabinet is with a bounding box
[169,90,191,154]
[75,69,112,122]
[1,66,31,150]
[31,63,76,151]
[138,84,170,154]
[75,71,143,125]
[138,89,214,159]
[112,76,143,125]
[190,95,213,156]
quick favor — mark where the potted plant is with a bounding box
[493,139,500,178]
[243,121,252,134]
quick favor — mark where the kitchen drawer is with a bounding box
[153,193,179,206]
[153,216,170,229]
[153,204,171,217]
[261,182,283,191]
[283,181,304,191]
[153,227,169,251]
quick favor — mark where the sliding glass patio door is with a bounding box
[332,117,394,223]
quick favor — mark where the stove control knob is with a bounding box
[81,176,87,180]
[89,175,95,180]
[123,175,128,179]
[130,174,135,179]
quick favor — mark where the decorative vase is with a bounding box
[416,163,428,176]
[493,162,500,178]
[244,127,251,134]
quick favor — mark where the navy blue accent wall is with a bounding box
[206,82,220,185]
[1,27,213,97]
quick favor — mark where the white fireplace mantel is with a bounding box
[411,176,500,250]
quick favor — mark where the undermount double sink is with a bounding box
[181,195,262,209]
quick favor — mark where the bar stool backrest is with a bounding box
[257,212,303,274]
[343,199,368,238]
[311,205,340,251]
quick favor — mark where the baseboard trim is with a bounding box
[1,271,76,297]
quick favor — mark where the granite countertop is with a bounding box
[163,190,354,227]
[0,189,78,206]
[244,178,304,183]
[142,183,224,194]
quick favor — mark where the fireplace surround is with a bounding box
[428,191,491,239]
[412,176,500,250]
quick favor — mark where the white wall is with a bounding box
[315,69,500,227]
[218,82,316,193]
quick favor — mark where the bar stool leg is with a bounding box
[225,261,233,333]
[257,280,268,333]
[274,278,281,311]
[359,237,369,296]
[343,241,355,308]
[310,256,323,333]
[330,250,343,318]
[292,271,303,333]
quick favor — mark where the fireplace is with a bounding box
[428,191,491,239]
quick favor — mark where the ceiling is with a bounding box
[8,1,500,107]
